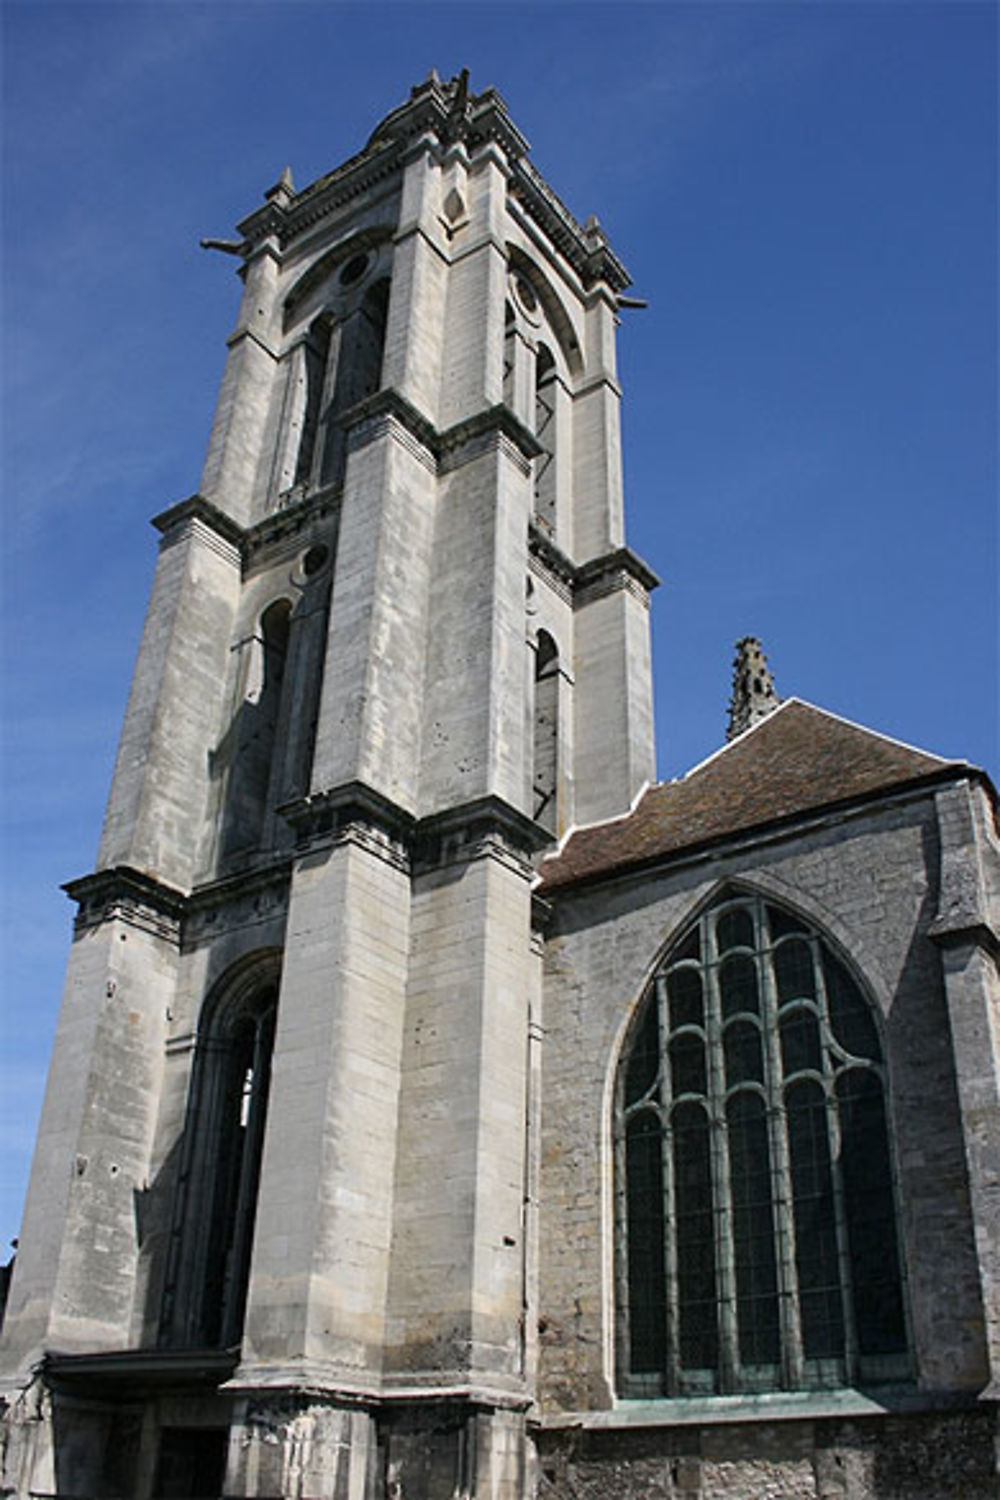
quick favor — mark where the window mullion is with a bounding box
[655,973,681,1395]
[758,909,803,1389]
[613,1068,632,1393]
[814,944,858,1383]
[705,921,736,1393]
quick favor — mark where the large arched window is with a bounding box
[160,960,280,1351]
[617,891,908,1398]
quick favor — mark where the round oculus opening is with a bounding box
[515,275,538,312]
[339,253,369,286]
[303,544,329,576]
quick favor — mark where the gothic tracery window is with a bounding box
[617,892,908,1398]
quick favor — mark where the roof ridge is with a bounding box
[678,697,960,785]
[679,698,799,781]
[776,697,962,767]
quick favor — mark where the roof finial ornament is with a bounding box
[727,637,780,741]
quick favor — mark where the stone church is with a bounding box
[1,73,997,1500]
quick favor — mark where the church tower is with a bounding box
[1,73,656,1498]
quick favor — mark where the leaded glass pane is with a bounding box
[825,953,880,1060]
[775,938,816,1005]
[673,1102,717,1372]
[767,905,809,940]
[720,953,759,1018]
[668,967,703,1030]
[724,1019,764,1088]
[717,907,754,952]
[837,1070,906,1356]
[674,926,701,963]
[625,999,660,1106]
[779,1006,822,1077]
[786,1079,844,1360]
[670,1031,707,1097]
[727,1091,780,1366]
[626,1112,667,1373]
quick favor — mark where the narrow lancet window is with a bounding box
[533,630,559,835]
[219,599,292,864]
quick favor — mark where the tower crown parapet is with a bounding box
[234,71,630,290]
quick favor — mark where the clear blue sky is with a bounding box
[1,2,996,1252]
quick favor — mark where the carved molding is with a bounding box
[63,866,186,942]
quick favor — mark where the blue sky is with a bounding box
[1,1,996,1251]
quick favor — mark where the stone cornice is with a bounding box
[244,483,342,561]
[280,780,415,868]
[339,389,542,471]
[63,866,187,940]
[412,794,552,876]
[527,528,660,608]
[42,1347,238,1397]
[509,157,631,293]
[152,494,245,552]
[927,920,1000,960]
[575,546,660,597]
[282,782,551,877]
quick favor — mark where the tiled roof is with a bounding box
[539,699,969,893]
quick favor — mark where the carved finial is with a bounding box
[727,637,780,741]
[265,166,295,204]
[451,67,470,116]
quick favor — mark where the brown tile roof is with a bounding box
[539,699,970,893]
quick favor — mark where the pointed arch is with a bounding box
[615,887,909,1398]
[282,226,395,331]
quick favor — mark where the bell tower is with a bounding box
[1,73,656,1499]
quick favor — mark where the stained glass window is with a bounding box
[618,893,908,1397]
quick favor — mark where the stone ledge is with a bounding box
[535,1385,987,1431]
[226,1358,532,1412]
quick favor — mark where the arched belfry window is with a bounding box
[218,598,292,864]
[161,962,280,1351]
[533,343,557,531]
[617,892,908,1398]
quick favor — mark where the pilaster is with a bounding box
[99,499,242,891]
[199,242,284,524]
[385,813,539,1395]
[309,405,437,815]
[930,780,1000,1391]
[572,551,657,825]
[239,818,411,1377]
[0,872,182,1374]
